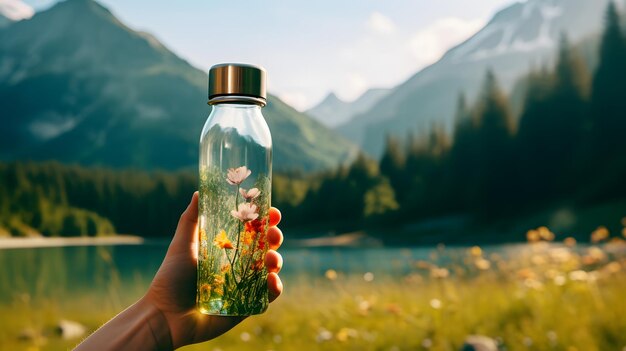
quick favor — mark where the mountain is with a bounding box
[0,0,356,171]
[0,13,12,28]
[0,0,32,27]
[337,0,610,155]
[306,88,389,128]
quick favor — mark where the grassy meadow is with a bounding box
[2,228,626,351]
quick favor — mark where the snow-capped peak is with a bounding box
[444,0,608,63]
[0,0,34,21]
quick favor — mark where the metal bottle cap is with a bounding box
[208,63,267,106]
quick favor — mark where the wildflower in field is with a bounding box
[602,262,621,274]
[240,332,251,342]
[523,278,543,290]
[582,247,607,265]
[517,268,536,280]
[527,229,540,242]
[231,203,259,222]
[549,248,573,263]
[325,269,338,281]
[316,328,333,343]
[214,230,234,249]
[239,187,260,201]
[470,246,482,257]
[591,226,609,243]
[358,299,371,314]
[226,166,251,185]
[568,270,588,281]
[404,273,423,284]
[220,264,231,273]
[385,303,402,315]
[430,267,449,279]
[553,275,566,286]
[363,272,374,282]
[527,227,555,242]
[475,258,491,270]
[531,254,547,266]
[564,237,577,247]
[429,298,442,309]
[415,260,433,269]
[336,328,358,342]
[538,226,555,241]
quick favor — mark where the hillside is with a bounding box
[0,0,356,171]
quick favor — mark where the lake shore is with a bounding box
[0,235,146,249]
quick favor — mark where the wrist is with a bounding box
[137,297,174,350]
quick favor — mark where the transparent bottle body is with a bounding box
[197,103,272,315]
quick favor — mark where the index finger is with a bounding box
[269,207,281,227]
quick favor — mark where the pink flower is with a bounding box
[231,203,259,222]
[239,187,261,201]
[226,166,251,185]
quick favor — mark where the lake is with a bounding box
[0,241,533,302]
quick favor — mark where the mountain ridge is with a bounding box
[337,0,610,155]
[0,0,357,171]
[306,88,389,128]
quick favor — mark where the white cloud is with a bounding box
[278,91,310,112]
[343,73,368,101]
[367,11,396,35]
[0,0,34,20]
[409,17,485,68]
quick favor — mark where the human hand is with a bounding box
[145,191,284,348]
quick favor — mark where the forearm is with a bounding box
[74,297,173,351]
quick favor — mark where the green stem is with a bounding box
[232,185,243,282]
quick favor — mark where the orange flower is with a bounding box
[214,230,234,249]
[242,230,256,246]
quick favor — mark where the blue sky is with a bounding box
[12,0,514,110]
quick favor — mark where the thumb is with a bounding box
[169,191,199,255]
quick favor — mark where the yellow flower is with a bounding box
[526,229,540,242]
[242,230,256,246]
[213,230,234,249]
[591,226,609,243]
[538,226,555,241]
[325,269,338,281]
[564,237,577,247]
[469,246,482,257]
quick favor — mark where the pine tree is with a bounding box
[590,2,626,164]
[379,134,406,202]
[473,70,516,214]
[549,34,589,191]
[516,67,554,203]
[449,93,479,210]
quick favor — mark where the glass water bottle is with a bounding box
[197,63,272,316]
